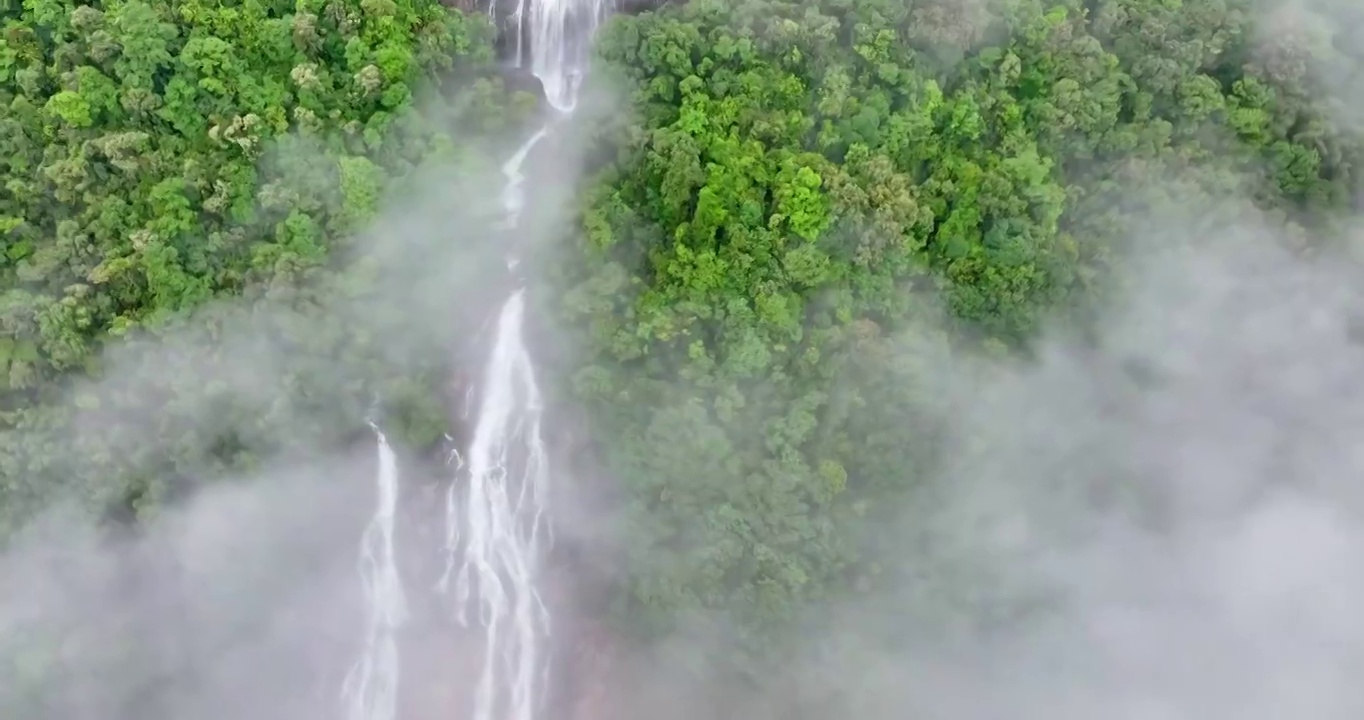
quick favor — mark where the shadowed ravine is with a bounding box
[343,1,612,719]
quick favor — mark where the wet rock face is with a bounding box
[443,0,679,24]
[498,63,547,104]
[451,0,683,104]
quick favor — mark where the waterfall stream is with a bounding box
[439,287,552,720]
[498,0,611,112]
[341,427,407,720]
[438,1,609,717]
[345,0,610,718]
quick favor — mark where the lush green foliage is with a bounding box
[6,0,1364,693]
[0,0,528,528]
[550,0,1364,668]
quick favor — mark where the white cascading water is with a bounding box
[436,1,610,719]
[498,0,612,111]
[439,288,552,720]
[341,426,408,720]
[344,1,610,718]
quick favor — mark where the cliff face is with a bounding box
[441,0,681,40]
[446,0,675,16]
[436,0,681,108]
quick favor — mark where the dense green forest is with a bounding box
[547,0,1364,673]
[0,0,537,530]
[3,0,1364,692]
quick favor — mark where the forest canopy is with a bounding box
[548,0,1364,668]
[0,0,535,528]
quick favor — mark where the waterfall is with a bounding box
[438,1,611,719]
[439,288,552,720]
[500,0,613,112]
[341,427,408,720]
[343,1,610,718]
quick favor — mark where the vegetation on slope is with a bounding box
[0,0,532,528]
[549,0,1364,674]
